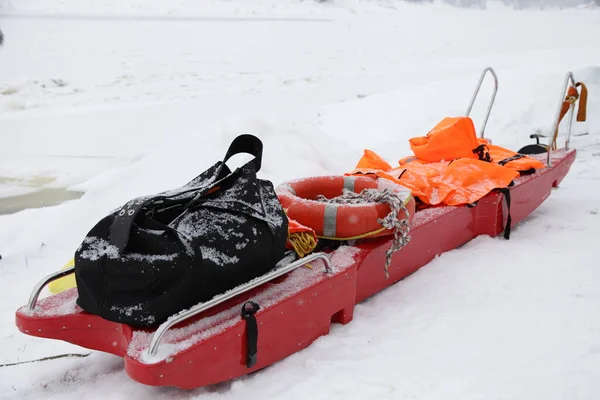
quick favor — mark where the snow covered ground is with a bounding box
[1,0,600,398]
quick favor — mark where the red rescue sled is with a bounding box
[14,69,585,389]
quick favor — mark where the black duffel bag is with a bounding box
[74,134,288,327]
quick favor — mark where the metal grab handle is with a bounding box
[146,252,332,357]
[465,67,499,139]
[26,266,75,311]
[547,72,577,166]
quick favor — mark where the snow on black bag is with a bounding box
[74,134,288,327]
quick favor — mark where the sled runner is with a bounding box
[15,68,586,389]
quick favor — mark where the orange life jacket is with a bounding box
[409,117,480,163]
[348,116,544,206]
[350,151,518,206]
[478,139,545,174]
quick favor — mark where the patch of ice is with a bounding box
[125,253,178,262]
[235,238,250,250]
[20,288,82,317]
[78,236,120,261]
[412,205,459,227]
[199,246,240,266]
[176,208,248,240]
[110,303,142,317]
[110,304,156,325]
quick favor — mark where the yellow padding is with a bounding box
[48,258,76,294]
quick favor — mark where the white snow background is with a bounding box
[1,0,600,399]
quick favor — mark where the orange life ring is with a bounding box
[276,175,415,240]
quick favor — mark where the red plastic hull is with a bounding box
[15,149,576,389]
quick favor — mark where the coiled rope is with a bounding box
[317,187,411,278]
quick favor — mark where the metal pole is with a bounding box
[565,101,576,151]
[26,266,75,311]
[146,252,332,357]
[547,72,576,166]
[465,67,499,140]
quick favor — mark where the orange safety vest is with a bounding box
[408,116,545,173]
[351,152,518,206]
[349,116,544,206]
[409,117,480,162]
[478,139,545,174]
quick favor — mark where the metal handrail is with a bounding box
[26,266,75,311]
[146,252,332,357]
[465,67,499,140]
[24,252,333,357]
[547,72,577,166]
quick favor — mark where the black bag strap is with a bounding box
[108,134,264,251]
[109,195,159,251]
[221,133,263,173]
[179,134,264,213]
[498,181,515,240]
